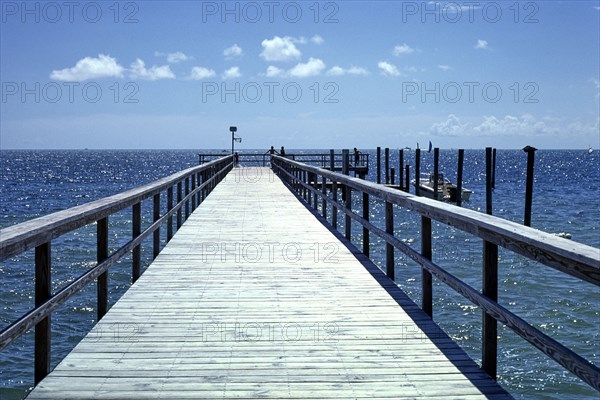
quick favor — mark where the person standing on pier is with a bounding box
[280,146,286,156]
[354,147,360,166]
[234,152,239,167]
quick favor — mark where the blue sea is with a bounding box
[1,149,599,399]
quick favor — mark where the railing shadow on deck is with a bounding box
[271,155,600,393]
[0,155,233,385]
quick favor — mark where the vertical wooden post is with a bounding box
[456,149,464,207]
[332,181,338,229]
[321,175,327,218]
[153,193,160,259]
[191,174,196,210]
[415,149,421,196]
[313,173,318,210]
[433,148,439,200]
[385,148,390,184]
[399,149,404,190]
[376,147,381,184]
[342,149,349,175]
[177,181,183,229]
[486,147,493,215]
[390,168,395,185]
[482,240,498,379]
[132,203,141,282]
[345,186,352,240]
[329,149,335,171]
[492,148,497,189]
[362,191,369,257]
[167,187,173,241]
[421,216,432,317]
[523,146,537,227]
[34,242,51,385]
[197,172,202,205]
[404,165,410,193]
[385,201,394,280]
[185,177,190,220]
[483,147,498,379]
[307,172,312,205]
[97,217,108,321]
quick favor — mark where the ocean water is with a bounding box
[0,149,598,399]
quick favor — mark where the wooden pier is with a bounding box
[1,153,599,398]
[21,167,508,399]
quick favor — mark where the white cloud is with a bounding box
[475,39,489,50]
[289,58,326,78]
[473,114,559,136]
[222,66,241,80]
[50,54,124,81]
[438,64,452,71]
[377,61,400,77]
[223,44,243,58]
[327,66,369,76]
[266,66,285,77]
[393,43,414,56]
[189,66,216,80]
[260,36,302,62]
[155,51,191,63]
[311,35,324,45]
[594,6,600,10]
[430,114,468,136]
[129,59,175,80]
[591,78,600,99]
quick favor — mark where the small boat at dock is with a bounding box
[411,173,472,203]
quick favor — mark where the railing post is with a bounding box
[362,192,369,257]
[153,193,160,259]
[191,174,196,210]
[196,172,202,205]
[523,146,537,227]
[307,172,312,206]
[332,181,338,229]
[313,172,318,210]
[97,217,108,321]
[185,176,190,220]
[167,187,174,241]
[421,216,432,317]
[386,201,394,280]
[34,242,51,385]
[132,202,141,282]
[390,167,395,185]
[482,240,499,380]
[345,186,351,240]
[321,174,327,218]
[177,181,183,229]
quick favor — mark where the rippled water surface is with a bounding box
[1,149,598,399]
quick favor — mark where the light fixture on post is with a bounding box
[229,126,241,154]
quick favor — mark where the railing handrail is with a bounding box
[272,156,600,285]
[0,156,232,262]
[271,155,600,391]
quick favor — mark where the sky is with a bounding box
[0,0,599,150]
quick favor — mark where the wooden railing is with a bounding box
[0,155,232,384]
[271,155,600,391]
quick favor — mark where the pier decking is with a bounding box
[26,167,509,399]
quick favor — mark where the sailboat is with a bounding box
[428,141,433,153]
[588,146,594,154]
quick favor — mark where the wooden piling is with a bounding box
[485,148,493,215]
[415,149,421,196]
[456,149,464,207]
[523,146,537,227]
[390,167,395,185]
[433,148,439,200]
[385,148,390,184]
[404,164,410,193]
[377,147,381,184]
[399,149,404,190]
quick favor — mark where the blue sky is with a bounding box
[1,0,599,149]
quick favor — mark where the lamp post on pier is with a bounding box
[230,126,241,154]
